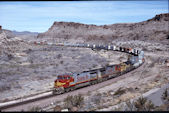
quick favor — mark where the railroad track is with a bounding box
[0,41,144,111]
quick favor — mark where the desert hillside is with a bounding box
[0,13,169,111]
[37,13,169,45]
[0,25,127,101]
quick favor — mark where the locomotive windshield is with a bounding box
[58,76,63,80]
[58,75,71,80]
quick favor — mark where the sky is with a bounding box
[0,1,168,33]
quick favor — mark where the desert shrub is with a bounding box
[145,100,155,111]
[29,106,42,111]
[57,54,62,59]
[7,53,13,60]
[29,59,34,64]
[55,64,58,67]
[26,49,32,54]
[142,47,147,51]
[0,85,11,92]
[134,97,154,111]
[162,88,168,100]
[125,97,155,111]
[73,94,84,107]
[125,100,136,111]
[60,60,64,64]
[114,87,126,96]
[134,97,147,111]
[92,64,97,68]
[126,87,135,93]
[148,62,155,68]
[64,94,84,109]
[161,88,169,110]
[91,93,102,105]
[155,48,162,51]
[133,34,139,40]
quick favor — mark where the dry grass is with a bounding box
[113,87,126,96]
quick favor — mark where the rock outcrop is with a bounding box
[2,29,16,39]
[37,13,169,45]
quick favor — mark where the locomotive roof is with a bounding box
[57,73,73,76]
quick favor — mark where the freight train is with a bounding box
[51,43,145,95]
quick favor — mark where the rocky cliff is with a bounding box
[37,13,169,45]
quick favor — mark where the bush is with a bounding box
[26,49,32,54]
[114,87,126,96]
[60,60,64,64]
[7,54,13,60]
[64,94,84,109]
[74,94,84,107]
[125,97,155,111]
[134,97,154,111]
[161,88,169,110]
[91,93,102,105]
[134,97,147,111]
[0,85,11,92]
[92,64,97,68]
[29,106,42,111]
[57,54,62,59]
[162,88,168,100]
[126,100,135,111]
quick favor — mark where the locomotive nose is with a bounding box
[55,79,57,82]
[54,79,58,88]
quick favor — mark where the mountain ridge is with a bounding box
[37,13,169,45]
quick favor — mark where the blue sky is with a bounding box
[0,1,168,33]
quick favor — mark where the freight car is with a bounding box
[53,44,144,95]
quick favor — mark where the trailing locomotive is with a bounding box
[53,43,144,95]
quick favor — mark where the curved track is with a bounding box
[0,41,144,111]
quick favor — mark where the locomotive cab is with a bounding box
[54,75,73,88]
[53,74,74,94]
